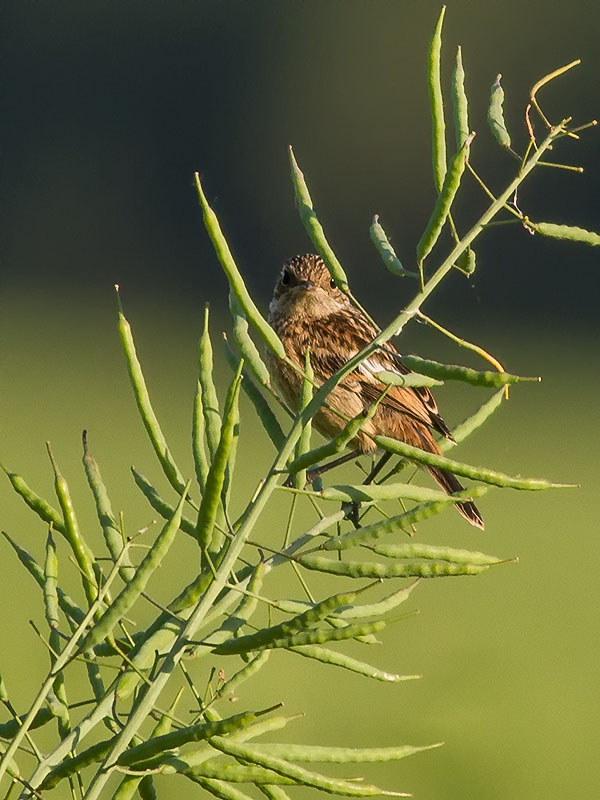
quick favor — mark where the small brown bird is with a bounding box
[266,253,484,529]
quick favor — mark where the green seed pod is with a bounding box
[451,45,469,150]
[319,482,457,504]
[258,785,292,800]
[199,304,222,461]
[196,367,243,550]
[263,619,385,650]
[192,380,209,494]
[47,444,97,607]
[195,174,285,358]
[289,644,421,683]
[117,291,190,499]
[277,581,420,623]
[370,541,501,565]
[335,581,420,619]
[292,349,314,489]
[216,651,271,699]
[169,546,229,616]
[281,589,363,629]
[41,739,113,790]
[189,767,291,789]
[417,135,473,267]
[47,682,70,740]
[209,736,407,797]
[0,707,55,740]
[323,490,485,553]
[315,614,379,645]
[273,599,376,644]
[117,711,256,768]
[375,369,442,389]
[288,146,350,292]
[43,531,60,630]
[399,354,539,387]
[223,366,242,510]
[229,290,271,386]
[131,467,197,538]
[0,745,20,780]
[442,388,504,449]
[229,714,296,742]
[373,435,576,490]
[272,596,366,624]
[138,776,158,800]
[286,510,347,554]
[455,246,476,275]
[175,715,295,775]
[224,337,286,451]
[83,657,110,716]
[273,598,321,615]
[488,74,511,149]
[298,553,489,579]
[290,347,314,489]
[213,589,359,655]
[428,6,447,191]
[3,531,86,625]
[218,561,266,638]
[369,216,415,278]
[530,221,600,246]
[1,463,66,535]
[82,432,135,583]
[252,741,442,764]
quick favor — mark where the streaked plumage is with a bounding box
[266,254,484,529]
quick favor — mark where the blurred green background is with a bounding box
[1,1,599,798]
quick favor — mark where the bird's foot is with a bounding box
[283,470,323,490]
[342,501,362,528]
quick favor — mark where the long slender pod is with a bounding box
[117,288,192,501]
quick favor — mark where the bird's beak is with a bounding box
[299,280,315,290]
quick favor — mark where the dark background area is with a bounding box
[1,0,598,327]
[1,3,599,799]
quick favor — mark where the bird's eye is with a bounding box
[329,277,336,289]
[281,269,290,286]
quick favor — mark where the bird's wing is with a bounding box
[362,346,454,440]
[308,311,454,440]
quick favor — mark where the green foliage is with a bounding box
[0,8,596,799]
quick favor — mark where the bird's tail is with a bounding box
[427,465,484,530]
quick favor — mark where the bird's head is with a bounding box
[269,254,348,319]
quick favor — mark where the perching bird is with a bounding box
[266,253,484,529]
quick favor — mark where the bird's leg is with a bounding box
[342,451,394,526]
[302,448,363,526]
[363,451,393,485]
[304,449,362,485]
[286,450,391,530]
[283,450,362,488]
[284,450,362,488]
